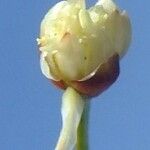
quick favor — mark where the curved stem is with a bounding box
[77,101,90,150]
[55,87,85,150]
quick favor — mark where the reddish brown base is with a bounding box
[51,54,120,97]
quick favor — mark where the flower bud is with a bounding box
[37,0,131,97]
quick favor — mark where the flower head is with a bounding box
[37,0,131,96]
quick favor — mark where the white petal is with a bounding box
[78,63,101,81]
[98,9,131,58]
[43,1,67,21]
[115,11,132,58]
[40,1,68,36]
[96,0,118,13]
[40,52,58,80]
[67,0,85,8]
[79,9,93,31]
[54,34,86,80]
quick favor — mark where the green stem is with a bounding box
[77,101,90,150]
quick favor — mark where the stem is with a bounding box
[55,87,85,150]
[77,101,90,150]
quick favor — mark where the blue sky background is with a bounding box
[0,0,150,149]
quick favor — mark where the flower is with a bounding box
[37,0,131,97]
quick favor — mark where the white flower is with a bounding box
[37,0,131,96]
[37,1,132,149]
